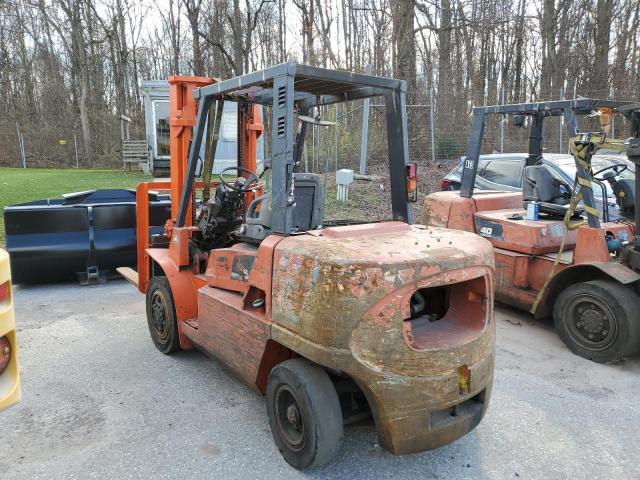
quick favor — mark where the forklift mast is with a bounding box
[167,76,262,226]
[618,103,640,232]
[133,75,264,293]
[167,76,213,221]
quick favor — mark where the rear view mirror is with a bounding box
[406,162,418,202]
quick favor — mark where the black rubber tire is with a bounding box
[145,276,180,354]
[266,358,343,469]
[553,279,640,363]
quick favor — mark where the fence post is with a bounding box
[429,85,436,164]
[359,64,372,174]
[303,144,308,172]
[334,103,340,172]
[610,86,616,138]
[16,123,26,168]
[20,134,26,168]
[500,86,505,153]
[312,123,316,172]
[559,86,564,153]
[74,133,80,168]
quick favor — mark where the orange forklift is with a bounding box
[425,99,640,363]
[120,63,496,468]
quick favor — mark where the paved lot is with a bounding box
[2,280,639,479]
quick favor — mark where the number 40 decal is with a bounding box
[479,226,493,237]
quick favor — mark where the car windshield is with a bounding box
[555,156,635,199]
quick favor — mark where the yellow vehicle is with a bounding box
[0,248,20,409]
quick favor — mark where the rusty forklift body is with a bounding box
[424,99,640,363]
[124,63,495,468]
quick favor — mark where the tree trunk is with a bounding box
[391,0,416,100]
[513,0,526,102]
[539,0,557,100]
[184,0,204,75]
[437,0,452,123]
[592,0,614,97]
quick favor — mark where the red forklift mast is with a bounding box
[129,75,263,294]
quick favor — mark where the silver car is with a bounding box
[440,153,635,221]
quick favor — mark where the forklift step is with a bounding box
[116,267,139,287]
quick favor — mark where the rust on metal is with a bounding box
[268,222,496,454]
[423,189,639,317]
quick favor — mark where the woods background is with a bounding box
[1,0,639,171]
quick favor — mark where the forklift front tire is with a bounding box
[266,358,343,469]
[145,276,180,354]
[554,280,640,363]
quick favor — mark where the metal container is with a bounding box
[4,189,170,284]
[526,201,540,221]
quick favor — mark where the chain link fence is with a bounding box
[0,115,136,170]
[2,79,638,178]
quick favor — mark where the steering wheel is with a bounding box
[219,166,260,192]
[593,163,628,181]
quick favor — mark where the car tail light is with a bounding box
[0,281,9,304]
[440,179,452,191]
[0,336,10,374]
[406,162,418,202]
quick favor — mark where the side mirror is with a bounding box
[406,162,418,202]
[512,114,525,127]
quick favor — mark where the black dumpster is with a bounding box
[4,189,171,284]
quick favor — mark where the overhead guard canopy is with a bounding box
[176,62,412,233]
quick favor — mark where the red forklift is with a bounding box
[120,64,496,468]
[425,99,640,363]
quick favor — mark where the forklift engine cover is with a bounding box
[270,221,495,454]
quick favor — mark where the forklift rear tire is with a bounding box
[146,276,180,354]
[266,358,343,469]
[554,280,640,363]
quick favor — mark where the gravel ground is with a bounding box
[2,280,639,480]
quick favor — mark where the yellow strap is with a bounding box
[583,205,601,218]
[530,137,599,314]
[577,177,591,187]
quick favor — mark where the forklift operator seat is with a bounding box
[523,165,573,216]
[244,173,324,243]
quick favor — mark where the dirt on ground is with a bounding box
[322,157,459,224]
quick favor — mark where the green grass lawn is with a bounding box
[0,168,151,246]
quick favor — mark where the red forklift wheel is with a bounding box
[554,280,640,363]
[266,359,343,469]
[145,276,181,354]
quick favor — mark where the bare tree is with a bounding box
[1,0,639,169]
[183,0,204,75]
